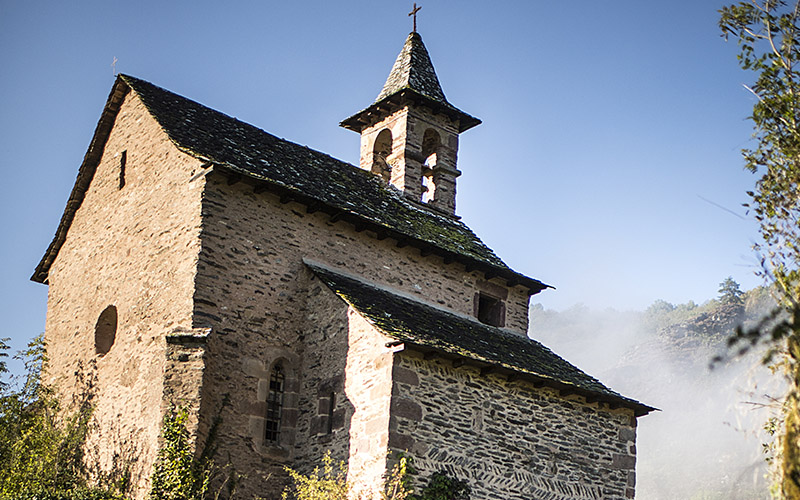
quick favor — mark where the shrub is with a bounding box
[0,335,125,500]
[148,407,213,500]
[282,452,470,500]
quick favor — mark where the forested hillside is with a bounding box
[530,281,780,500]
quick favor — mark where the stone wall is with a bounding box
[390,351,638,500]
[193,174,530,337]
[292,278,395,497]
[357,105,461,214]
[43,92,206,499]
[293,277,352,470]
[190,173,531,497]
[164,328,211,440]
[341,308,395,497]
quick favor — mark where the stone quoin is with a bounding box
[33,30,654,500]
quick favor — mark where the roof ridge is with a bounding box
[120,76,516,264]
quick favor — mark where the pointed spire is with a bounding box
[341,32,480,133]
[376,32,447,104]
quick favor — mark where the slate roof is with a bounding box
[308,261,654,417]
[340,33,480,133]
[377,31,449,103]
[31,75,547,295]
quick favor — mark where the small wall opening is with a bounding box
[421,129,441,203]
[326,391,336,435]
[421,175,436,203]
[119,150,127,189]
[476,293,505,327]
[422,128,440,163]
[314,376,344,437]
[372,129,393,182]
[95,305,118,356]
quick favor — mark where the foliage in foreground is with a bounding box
[0,336,222,500]
[720,0,800,497]
[0,335,125,500]
[281,452,350,500]
[281,452,470,500]
[148,407,213,500]
[149,403,236,500]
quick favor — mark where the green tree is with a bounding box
[642,299,677,331]
[381,455,416,500]
[718,276,745,307]
[720,1,800,497]
[0,338,9,395]
[0,336,219,500]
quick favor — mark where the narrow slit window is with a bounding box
[265,363,285,444]
[119,150,127,189]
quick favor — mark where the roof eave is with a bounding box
[308,263,651,417]
[340,89,481,133]
[215,168,549,295]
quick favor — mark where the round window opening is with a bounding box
[95,305,117,356]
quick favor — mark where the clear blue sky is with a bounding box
[0,1,762,359]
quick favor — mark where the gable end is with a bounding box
[31,79,131,283]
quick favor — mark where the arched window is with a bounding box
[95,305,117,356]
[372,129,393,182]
[422,128,440,164]
[421,129,440,203]
[265,363,285,444]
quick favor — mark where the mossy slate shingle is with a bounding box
[308,262,654,416]
[376,32,449,103]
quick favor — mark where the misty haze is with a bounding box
[530,281,782,500]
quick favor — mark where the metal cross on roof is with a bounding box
[409,3,421,33]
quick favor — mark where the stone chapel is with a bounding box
[33,30,653,500]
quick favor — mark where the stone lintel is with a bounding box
[166,327,212,344]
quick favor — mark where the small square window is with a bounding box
[476,292,505,327]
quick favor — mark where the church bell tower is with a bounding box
[340,31,480,216]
